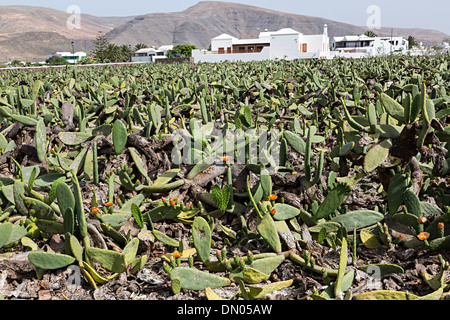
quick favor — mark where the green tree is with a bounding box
[134,43,147,51]
[92,32,110,62]
[119,44,134,62]
[364,30,378,38]
[407,36,417,49]
[46,57,68,65]
[167,44,198,58]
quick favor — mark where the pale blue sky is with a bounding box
[1,0,449,35]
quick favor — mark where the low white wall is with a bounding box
[192,47,271,63]
[132,56,152,62]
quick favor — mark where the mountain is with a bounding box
[0,2,448,62]
[106,1,449,49]
[0,6,132,62]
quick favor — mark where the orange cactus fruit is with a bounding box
[417,232,430,241]
[417,216,427,224]
[173,252,183,258]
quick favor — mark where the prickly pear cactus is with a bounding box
[169,267,231,291]
[112,119,127,155]
[192,216,212,263]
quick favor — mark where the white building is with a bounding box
[131,45,174,62]
[47,52,86,64]
[192,26,330,63]
[330,34,408,58]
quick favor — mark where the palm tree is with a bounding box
[134,43,147,51]
[364,30,378,38]
[104,44,121,62]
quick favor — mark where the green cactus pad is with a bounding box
[429,236,450,251]
[169,267,231,291]
[35,119,47,163]
[130,255,148,275]
[101,223,127,245]
[13,181,28,215]
[101,213,131,228]
[58,132,93,146]
[69,235,84,262]
[309,221,342,234]
[28,251,76,270]
[420,202,444,217]
[128,147,151,183]
[24,197,60,221]
[152,229,179,247]
[122,238,139,265]
[171,278,182,295]
[229,254,284,282]
[403,189,421,217]
[329,210,384,231]
[353,290,418,300]
[112,119,128,155]
[379,93,405,123]
[359,228,381,249]
[272,203,300,221]
[363,139,392,173]
[35,219,65,234]
[388,173,408,215]
[242,266,270,284]
[145,205,189,222]
[284,130,306,154]
[257,213,282,253]
[153,168,181,186]
[85,247,127,273]
[314,183,349,221]
[248,279,293,300]
[358,263,404,277]
[392,212,419,228]
[192,217,212,263]
[205,287,230,300]
[0,222,13,249]
[334,237,348,296]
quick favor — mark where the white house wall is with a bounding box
[211,38,234,52]
[269,33,300,60]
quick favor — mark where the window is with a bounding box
[302,43,307,52]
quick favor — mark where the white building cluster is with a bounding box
[192,25,330,63]
[189,25,444,63]
[330,34,408,58]
[131,45,174,62]
[46,51,86,64]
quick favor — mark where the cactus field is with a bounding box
[0,54,449,301]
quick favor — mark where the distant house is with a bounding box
[131,45,174,62]
[330,34,408,58]
[192,26,330,63]
[47,52,86,64]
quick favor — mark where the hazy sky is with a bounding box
[1,0,449,35]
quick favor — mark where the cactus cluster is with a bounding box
[0,52,448,300]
